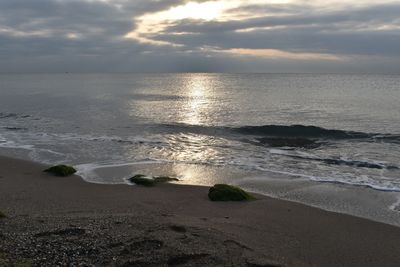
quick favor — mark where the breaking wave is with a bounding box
[159,123,400,144]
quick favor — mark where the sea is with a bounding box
[1,73,399,224]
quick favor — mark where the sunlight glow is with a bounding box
[125,0,295,45]
[125,0,253,45]
[125,0,395,46]
[165,2,226,21]
[125,1,233,45]
[124,0,390,60]
[226,48,343,61]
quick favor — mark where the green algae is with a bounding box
[128,174,179,187]
[208,184,255,201]
[44,165,77,177]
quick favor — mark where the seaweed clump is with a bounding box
[44,165,77,177]
[208,184,255,201]
[128,174,179,187]
[153,176,179,183]
[129,175,156,187]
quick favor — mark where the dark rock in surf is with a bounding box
[128,174,179,186]
[153,176,179,183]
[43,165,77,177]
[129,175,156,186]
[208,184,255,201]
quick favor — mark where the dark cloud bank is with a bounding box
[0,0,399,73]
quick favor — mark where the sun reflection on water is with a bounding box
[161,74,229,180]
[127,74,229,184]
[181,74,215,125]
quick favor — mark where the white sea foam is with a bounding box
[2,127,400,193]
[0,137,34,150]
[75,159,164,184]
[252,166,400,192]
[389,196,400,212]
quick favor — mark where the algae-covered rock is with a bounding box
[153,176,179,183]
[208,184,255,201]
[129,174,179,186]
[0,211,5,219]
[129,175,157,187]
[44,165,77,176]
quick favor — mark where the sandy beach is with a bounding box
[1,155,400,266]
[1,0,400,265]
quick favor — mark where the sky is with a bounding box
[0,0,399,73]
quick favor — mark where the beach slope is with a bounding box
[1,156,400,266]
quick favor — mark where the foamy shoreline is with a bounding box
[2,148,400,227]
[73,159,400,227]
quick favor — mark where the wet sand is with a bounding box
[1,156,400,266]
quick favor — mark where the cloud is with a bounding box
[0,0,399,73]
[155,3,400,55]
